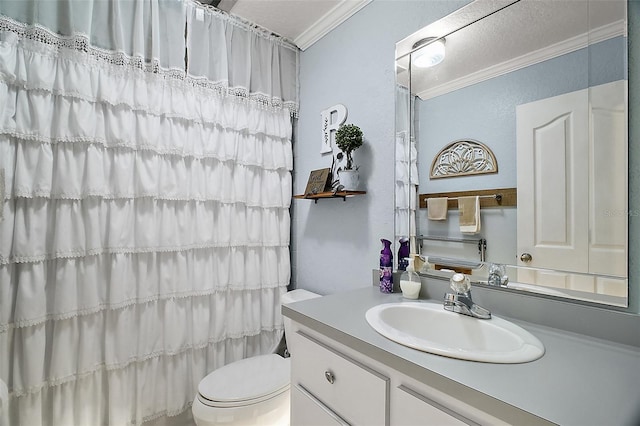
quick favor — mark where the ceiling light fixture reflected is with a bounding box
[412,37,446,68]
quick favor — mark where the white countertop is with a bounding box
[283,286,640,426]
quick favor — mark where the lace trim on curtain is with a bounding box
[0,77,294,142]
[2,201,291,263]
[1,247,290,332]
[1,283,286,332]
[0,129,292,172]
[147,402,193,425]
[3,242,290,265]
[145,400,194,424]
[5,190,292,205]
[9,327,283,398]
[0,15,299,117]
[7,331,283,423]
[145,402,193,425]
[2,135,293,204]
[0,16,177,76]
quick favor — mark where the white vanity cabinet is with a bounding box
[290,330,389,425]
[289,323,518,426]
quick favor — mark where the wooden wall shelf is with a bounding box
[294,191,366,204]
[419,187,517,209]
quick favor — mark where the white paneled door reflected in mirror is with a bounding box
[395,0,629,307]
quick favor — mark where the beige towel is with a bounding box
[459,196,481,234]
[427,197,448,220]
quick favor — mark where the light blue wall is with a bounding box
[292,0,469,295]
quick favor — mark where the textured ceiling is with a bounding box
[229,0,341,42]
[398,0,627,99]
[195,0,369,50]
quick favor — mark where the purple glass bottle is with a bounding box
[380,239,393,293]
[398,238,410,271]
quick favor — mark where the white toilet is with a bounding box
[192,289,320,426]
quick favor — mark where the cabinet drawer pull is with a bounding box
[324,370,335,384]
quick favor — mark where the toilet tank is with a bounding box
[282,289,321,355]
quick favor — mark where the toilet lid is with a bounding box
[198,354,290,406]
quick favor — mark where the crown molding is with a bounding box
[294,0,372,51]
[417,20,626,100]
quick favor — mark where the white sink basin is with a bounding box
[365,302,544,363]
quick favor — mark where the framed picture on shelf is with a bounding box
[303,168,331,196]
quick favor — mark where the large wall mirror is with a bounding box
[395,0,629,307]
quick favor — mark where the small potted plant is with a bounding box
[335,123,363,190]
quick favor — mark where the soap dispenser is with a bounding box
[379,239,393,293]
[400,256,421,299]
[397,238,410,270]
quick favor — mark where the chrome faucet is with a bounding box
[444,273,491,319]
[487,263,509,286]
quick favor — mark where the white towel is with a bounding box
[427,197,448,220]
[459,196,481,234]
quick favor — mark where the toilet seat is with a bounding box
[197,354,290,408]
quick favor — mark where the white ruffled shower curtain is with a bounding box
[0,1,298,424]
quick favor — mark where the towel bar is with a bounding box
[417,235,487,262]
[419,188,517,209]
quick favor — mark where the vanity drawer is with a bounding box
[392,385,474,426]
[291,331,389,425]
[291,384,349,426]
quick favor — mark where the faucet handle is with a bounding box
[450,273,471,293]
